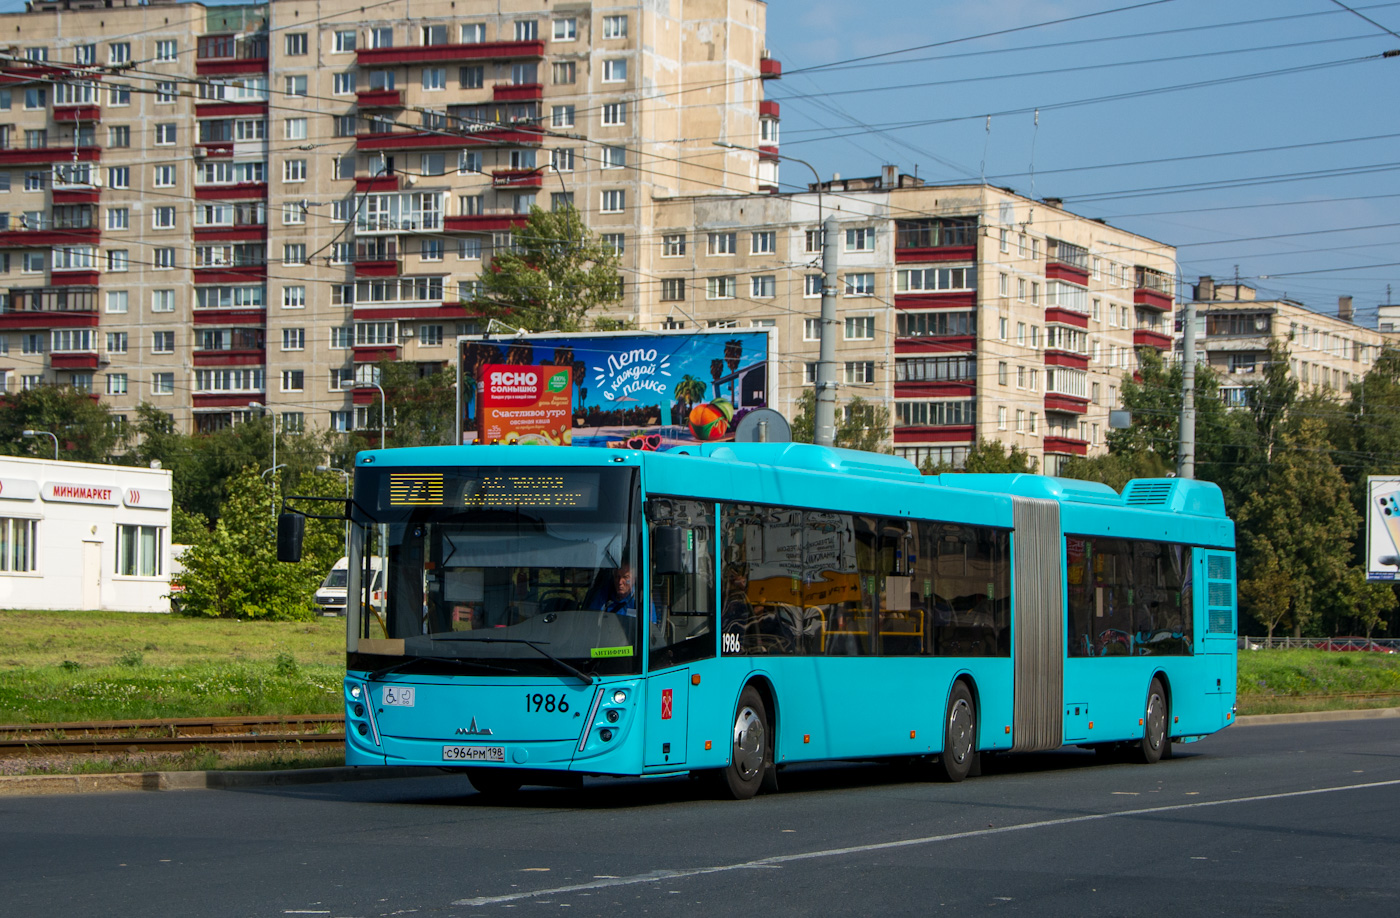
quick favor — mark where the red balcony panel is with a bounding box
[1133,288,1173,310]
[356,89,405,108]
[194,266,267,284]
[1133,328,1172,350]
[445,214,529,233]
[351,388,378,406]
[1044,394,1090,415]
[192,309,266,326]
[352,304,476,321]
[0,64,91,85]
[354,345,402,363]
[758,145,780,162]
[49,271,100,287]
[52,190,100,205]
[491,168,544,189]
[1043,308,1089,329]
[193,349,265,367]
[0,311,99,330]
[894,381,976,399]
[195,58,268,76]
[54,105,101,124]
[356,40,545,67]
[1043,436,1089,456]
[195,102,269,118]
[0,146,100,166]
[492,82,542,102]
[356,176,403,193]
[1044,351,1090,369]
[1045,262,1089,284]
[893,425,975,444]
[50,352,100,370]
[894,336,976,355]
[193,393,266,408]
[894,245,977,264]
[197,141,234,159]
[193,226,267,243]
[356,128,540,151]
[760,58,783,79]
[0,229,101,247]
[894,292,976,311]
[354,260,401,277]
[759,100,780,118]
[194,183,268,201]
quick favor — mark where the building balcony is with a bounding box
[356,128,540,151]
[1043,435,1089,456]
[759,57,783,79]
[193,392,266,409]
[351,302,476,321]
[893,425,975,444]
[194,183,268,201]
[193,225,267,243]
[197,141,235,159]
[356,89,405,109]
[894,244,976,264]
[491,168,544,189]
[1134,267,1174,310]
[355,175,405,193]
[191,308,266,326]
[1045,261,1089,284]
[194,101,269,118]
[354,345,402,363]
[196,57,269,77]
[444,214,529,233]
[0,287,99,330]
[759,100,780,118]
[0,146,100,166]
[354,259,402,277]
[50,352,100,370]
[894,291,977,310]
[493,82,542,102]
[757,145,780,162]
[1044,394,1090,415]
[893,380,976,399]
[1043,307,1089,329]
[193,349,265,367]
[53,105,101,124]
[894,336,976,355]
[52,189,100,205]
[0,227,100,247]
[49,270,100,286]
[356,40,545,67]
[193,265,267,285]
[1134,286,1173,310]
[1044,350,1090,370]
[1133,328,1172,350]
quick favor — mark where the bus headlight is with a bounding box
[606,708,620,723]
[612,690,627,704]
[350,684,362,700]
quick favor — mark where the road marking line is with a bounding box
[452,778,1400,907]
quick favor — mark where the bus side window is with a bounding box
[648,499,716,668]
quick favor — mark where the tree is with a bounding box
[172,466,346,620]
[335,360,456,461]
[790,389,891,453]
[475,206,623,332]
[1059,450,1171,491]
[0,385,118,462]
[921,438,1038,475]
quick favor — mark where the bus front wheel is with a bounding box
[1136,678,1168,765]
[936,681,977,782]
[719,686,770,800]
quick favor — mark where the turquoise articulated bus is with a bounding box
[332,442,1237,799]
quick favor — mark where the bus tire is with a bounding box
[467,768,524,798]
[1136,678,1168,765]
[720,686,769,800]
[935,681,977,783]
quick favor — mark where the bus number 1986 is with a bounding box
[525,693,569,713]
[722,633,743,654]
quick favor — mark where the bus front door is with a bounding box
[645,668,689,767]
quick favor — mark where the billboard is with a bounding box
[478,365,573,446]
[458,329,773,450]
[1366,476,1400,580]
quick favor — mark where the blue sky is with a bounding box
[763,0,1400,321]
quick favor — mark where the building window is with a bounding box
[281,370,305,392]
[152,290,175,312]
[156,40,177,61]
[708,232,736,255]
[106,373,128,396]
[751,275,776,298]
[601,190,625,213]
[602,145,626,169]
[282,328,305,351]
[550,104,576,128]
[601,102,627,125]
[751,231,775,254]
[422,68,446,91]
[285,33,308,56]
[515,20,538,41]
[152,206,176,229]
[0,518,38,573]
[333,30,356,53]
[330,410,353,432]
[421,239,443,261]
[105,290,128,314]
[283,285,306,308]
[844,361,875,384]
[706,277,736,299]
[283,159,306,183]
[553,18,577,41]
[106,332,128,354]
[603,15,628,39]
[107,125,130,148]
[661,278,686,301]
[602,233,625,255]
[844,316,875,340]
[116,525,163,577]
[603,59,627,83]
[155,81,176,103]
[804,275,822,298]
[803,318,821,341]
[552,61,576,84]
[151,331,175,354]
[663,234,686,257]
[844,273,875,296]
[153,165,175,187]
[284,75,308,97]
[155,123,176,145]
[419,324,443,347]
[845,227,875,251]
[153,248,175,269]
[284,117,307,141]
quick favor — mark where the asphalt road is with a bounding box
[3,719,1399,917]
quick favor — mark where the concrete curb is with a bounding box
[5,707,1399,797]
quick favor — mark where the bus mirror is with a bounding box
[277,512,306,563]
[652,526,685,575]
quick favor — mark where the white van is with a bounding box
[315,556,383,616]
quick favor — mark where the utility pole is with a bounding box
[814,214,839,447]
[1178,294,1196,479]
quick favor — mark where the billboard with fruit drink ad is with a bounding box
[478,365,573,446]
[458,329,773,450]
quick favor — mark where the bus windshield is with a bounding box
[350,466,642,676]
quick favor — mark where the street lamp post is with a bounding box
[21,429,58,461]
[713,141,838,447]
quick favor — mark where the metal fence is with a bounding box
[1240,637,1400,652]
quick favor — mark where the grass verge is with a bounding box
[1236,648,1400,714]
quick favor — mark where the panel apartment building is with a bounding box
[0,0,775,433]
[650,176,1178,473]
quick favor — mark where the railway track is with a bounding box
[0,714,346,756]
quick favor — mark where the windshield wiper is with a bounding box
[367,655,517,682]
[428,635,594,685]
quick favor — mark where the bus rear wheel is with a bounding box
[719,686,770,800]
[935,681,977,782]
[1136,678,1168,765]
[467,768,524,799]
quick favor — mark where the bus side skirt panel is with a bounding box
[1011,496,1065,752]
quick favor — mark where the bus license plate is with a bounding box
[442,745,505,763]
